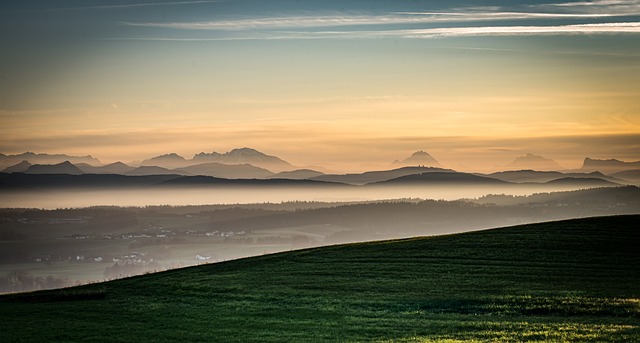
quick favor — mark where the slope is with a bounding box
[311,166,452,185]
[1,216,638,342]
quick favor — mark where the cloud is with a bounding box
[122,11,624,31]
[118,2,640,40]
[399,22,640,38]
[530,0,640,14]
[545,0,639,7]
[112,22,640,41]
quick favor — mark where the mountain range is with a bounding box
[140,148,293,172]
[1,150,639,184]
[0,166,628,190]
[0,152,100,170]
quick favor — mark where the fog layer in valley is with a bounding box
[0,183,622,209]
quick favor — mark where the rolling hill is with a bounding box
[0,160,31,173]
[372,171,508,185]
[311,166,452,185]
[545,177,619,187]
[0,173,182,189]
[581,157,640,174]
[76,162,134,174]
[175,162,274,179]
[612,170,640,184]
[485,170,628,184]
[125,165,183,176]
[23,161,84,175]
[1,216,638,342]
[270,169,325,180]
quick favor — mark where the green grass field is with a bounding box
[1,215,638,342]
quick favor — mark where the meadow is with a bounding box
[1,215,638,342]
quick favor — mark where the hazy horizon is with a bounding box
[1,0,639,173]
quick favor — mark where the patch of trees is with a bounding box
[103,261,163,280]
[0,271,72,294]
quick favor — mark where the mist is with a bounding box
[0,183,613,209]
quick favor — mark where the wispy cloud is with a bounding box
[399,22,640,38]
[119,1,640,41]
[111,22,640,40]
[530,0,640,14]
[122,11,625,31]
[546,0,639,7]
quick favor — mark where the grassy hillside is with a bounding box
[1,215,639,342]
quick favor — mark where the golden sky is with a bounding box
[1,0,639,172]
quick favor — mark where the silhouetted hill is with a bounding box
[270,169,325,180]
[487,170,628,184]
[125,166,185,176]
[506,153,562,171]
[1,160,32,173]
[141,153,189,169]
[487,170,565,183]
[23,161,84,175]
[393,150,442,167]
[0,173,345,190]
[157,175,345,187]
[475,185,640,206]
[373,171,508,185]
[564,171,629,184]
[0,173,181,189]
[175,162,274,179]
[0,152,100,169]
[76,162,134,174]
[192,147,291,172]
[311,166,452,185]
[544,177,618,187]
[581,157,640,174]
[611,170,640,183]
[1,216,638,342]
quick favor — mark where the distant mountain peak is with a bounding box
[141,153,188,168]
[24,161,84,175]
[506,153,562,171]
[393,150,442,167]
[147,153,186,161]
[231,147,261,154]
[1,160,32,173]
[517,153,547,161]
[192,147,292,172]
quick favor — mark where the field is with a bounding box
[1,215,639,342]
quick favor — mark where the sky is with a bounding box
[1,0,639,172]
